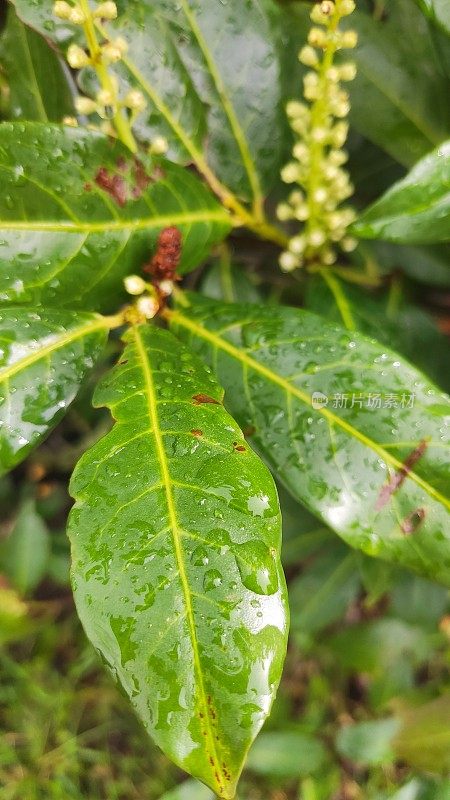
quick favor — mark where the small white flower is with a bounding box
[279,252,300,272]
[159,279,174,296]
[125,90,147,112]
[75,96,98,115]
[150,136,169,155]
[124,275,146,296]
[69,6,86,24]
[53,1,72,20]
[137,295,159,319]
[94,1,118,19]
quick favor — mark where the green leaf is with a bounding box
[278,483,332,568]
[11,0,284,204]
[336,718,400,766]
[200,261,261,305]
[414,0,450,35]
[0,498,50,594]
[68,325,288,798]
[393,695,450,773]
[0,6,74,122]
[328,619,431,674]
[369,241,450,288]
[159,780,214,800]
[246,731,328,778]
[390,572,449,628]
[353,141,450,244]
[0,307,109,474]
[290,543,360,635]
[305,276,450,392]
[0,121,230,311]
[169,296,450,585]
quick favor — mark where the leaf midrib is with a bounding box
[0,209,230,233]
[168,309,450,512]
[0,314,109,383]
[131,325,226,794]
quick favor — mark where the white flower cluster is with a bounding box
[277,0,358,272]
[53,1,146,123]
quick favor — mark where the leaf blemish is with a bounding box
[401,507,426,534]
[191,428,203,437]
[95,166,128,206]
[192,394,220,405]
[375,439,428,511]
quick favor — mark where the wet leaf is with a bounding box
[12,0,284,203]
[305,276,450,391]
[200,261,261,305]
[169,296,450,585]
[0,5,74,122]
[0,498,50,595]
[68,325,288,798]
[0,122,230,311]
[353,141,450,244]
[0,307,109,474]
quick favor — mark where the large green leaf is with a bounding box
[0,122,230,311]
[0,5,74,122]
[68,325,288,798]
[168,296,450,585]
[353,141,450,244]
[305,276,450,391]
[11,0,284,205]
[0,307,109,474]
[414,0,450,36]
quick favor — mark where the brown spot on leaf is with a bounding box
[84,182,92,191]
[132,157,151,199]
[401,507,425,534]
[376,439,428,511]
[95,166,128,206]
[193,394,220,405]
[191,429,203,437]
[119,359,128,365]
[234,444,246,452]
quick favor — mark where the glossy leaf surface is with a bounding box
[12,0,283,203]
[68,325,288,798]
[305,276,450,391]
[169,296,450,585]
[0,5,74,122]
[353,141,450,243]
[0,122,230,311]
[0,307,108,474]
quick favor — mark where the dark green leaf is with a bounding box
[353,141,450,244]
[328,619,431,674]
[0,6,74,122]
[305,276,450,391]
[390,572,449,627]
[246,731,328,778]
[336,718,400,766]
[12,0,284,204]
[368,241,450,288]
[68,325,288,798]
[290,543,360,635]
[393,695,450,773]
[200,261,261,305]
[0,498,50,594]
[169,297,450,585]
[0,122,230,311]
[278,483,332,568]
[0,307,109,474]
[414,0,450,35]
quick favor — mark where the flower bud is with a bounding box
[124,275,146,296]
[286,101,308,119]
[94,1,118,19]
[311,1,335,24]
[53,1,72,19]
[276,203,293,222]
[340,30,358,49]
[308,27,328,48]
[279,251,300,272]
[340,0,356,15]
[62,116,79,127]
[308,229,326,247]
[69,6,86,24]
[289,235,306,255]
[149,136,169,155]
[102,37,128,62]
[341,236,357,252]
[159,279,174,296]
[75,96,98,115]
[125,90,147,112]
[97,88,115,106]
[137,295,159,319]
[67,44,90,69]
[281,163,299,184]
[339,62,357,81]
[299,46,319,67]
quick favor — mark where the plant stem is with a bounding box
[79,0,137,153]
[319,267,355,330]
